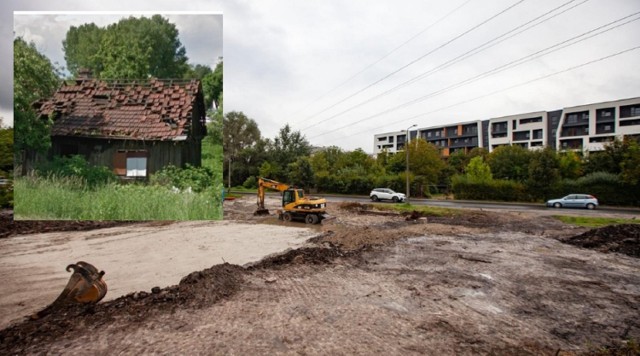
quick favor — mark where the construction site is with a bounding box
[0,196,639,355]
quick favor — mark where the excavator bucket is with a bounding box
[32,261,107,319]
[254,208,270,216]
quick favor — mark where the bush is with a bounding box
[0,186,13,208]
[243,176,257,189]
[452,175,529,202]
[150,164,214,193]
[37,155,116,188]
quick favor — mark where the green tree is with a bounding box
[14,37,61,174]
[487,145,532,182]
[63,23,104,76]
[527,147,560,200]
[269,124,311,181]
[390,139,445,197]
[185,63,213,80]
[64,15,189,79]
[558,151,583,179]
[0,127,13,176]
[620,138,640,185]
[583,138,625,175]
[288,157,315,190]
[222,111,261,188]
[202,61,223,110]
[465,156,492,182]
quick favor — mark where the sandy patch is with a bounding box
[0,220,317,329]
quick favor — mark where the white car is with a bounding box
[546,194,598,210]
[369,188,405,203]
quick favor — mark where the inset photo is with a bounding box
[13,12,223,220]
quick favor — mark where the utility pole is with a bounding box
[405,124,417,204]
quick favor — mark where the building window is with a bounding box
[513,130,530,141]
[389,136,394,143]
[532,129,543,139]
[126,157,147,177]
[596,108,615,121]
[620,104,640,118]
[620,119,640,127]
[519,116,542,124]
[377,137,387,141]
[114,150,148,177]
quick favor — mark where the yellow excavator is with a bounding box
[255,177,328,224]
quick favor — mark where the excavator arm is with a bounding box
[255,177,290,215]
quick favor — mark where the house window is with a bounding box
[126,157,147,177]
[114,150,148,177]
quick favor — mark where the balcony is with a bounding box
[596,108,615,123]
[449,138,478,148]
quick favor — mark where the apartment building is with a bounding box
[556,97,640,151]
[373,97,640,156]
[488,111,547,151]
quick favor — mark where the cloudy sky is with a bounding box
[2,0,640,153]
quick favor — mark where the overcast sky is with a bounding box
[2,0,640,153]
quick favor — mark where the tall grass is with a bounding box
[14,175,222,220]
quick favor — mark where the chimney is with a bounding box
[77,68,93,80]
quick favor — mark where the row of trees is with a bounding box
[223,111,640,206]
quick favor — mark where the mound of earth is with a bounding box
[564,224,640,258]
[0,210,134,239]
[0,263,245,353]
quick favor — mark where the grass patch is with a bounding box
[14,175,222,220]
[371,203,462,217]
[553,215,640,228]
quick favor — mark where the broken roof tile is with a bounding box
[38,78,203,141]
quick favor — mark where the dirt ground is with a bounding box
[1,199,640,355]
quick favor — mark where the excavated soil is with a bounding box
[562,224,640,258]
[0,210,131,238]
[1,199,640,355]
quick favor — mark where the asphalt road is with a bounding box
[232,190,640,217]
[321,195,640,217]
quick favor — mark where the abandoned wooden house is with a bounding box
[34,76,207,180]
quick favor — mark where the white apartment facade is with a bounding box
[373,97,640,156]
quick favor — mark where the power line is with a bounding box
[301,0,589,130]
[317,45,640,146]
[308,12,640,140]
[370,45,640,136]
[298,0,527,131]
[286,0,474,124]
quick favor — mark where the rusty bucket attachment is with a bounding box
[254,208,270,216]
[32,261,107,319]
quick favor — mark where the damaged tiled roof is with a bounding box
[35,78,202,140]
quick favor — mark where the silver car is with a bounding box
[370,188,405,203]
[546,194,598,210]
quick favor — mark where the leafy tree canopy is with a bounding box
[487,145,532,182]
[14,37,60,156]
[202,61,223,110]
[464,156,492,182]
[63,15,188,79]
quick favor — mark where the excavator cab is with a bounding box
[282,189,303,207]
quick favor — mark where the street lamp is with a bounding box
[405,124,417,204]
